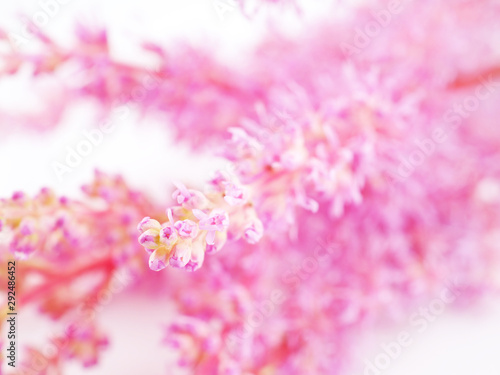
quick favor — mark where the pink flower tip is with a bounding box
[149,258,167,272]
[149,248,170,271]
[138,229,160,250]
[137,217,161,233]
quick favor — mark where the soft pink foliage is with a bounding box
[1,0,500,374]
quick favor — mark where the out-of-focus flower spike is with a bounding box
[244,219,264,244]
[10,236,38,259]
[19,218,36,235]
[297,194,319,213]
[12,191,25,201]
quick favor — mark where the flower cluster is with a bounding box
[0,171,158,373]
[20,322,109,372]
[137,174,263,272]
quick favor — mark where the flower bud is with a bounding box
[205,230,227,254]
[137,217,161,233]
[149,246,171,271]
[185,241,205,272]
[169,241,192,268]
[138,228,160,251]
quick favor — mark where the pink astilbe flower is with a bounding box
[137,178,261,271]
[18,322,109,373]
[0,171,161,373]
[1,1,500,374]
[0,25,267,146]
